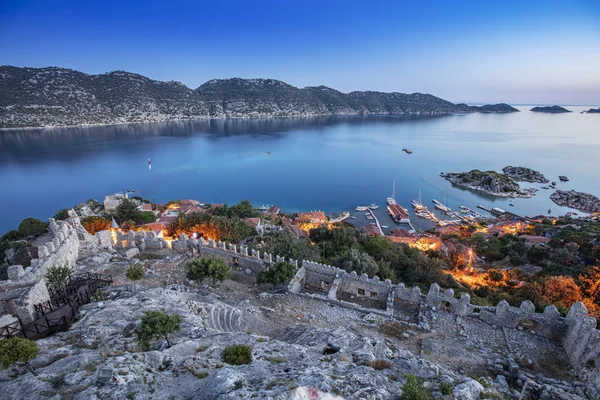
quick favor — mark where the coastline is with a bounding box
[0,110,513,132]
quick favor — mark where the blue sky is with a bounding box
[1,0,599,104]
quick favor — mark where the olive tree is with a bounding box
[185,257,230,284]
[135,310,183,351]
[126,265,144,293]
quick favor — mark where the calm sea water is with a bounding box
[0,105,598,234]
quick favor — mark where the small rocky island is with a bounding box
[530,105,572,113]
[550,190,600,213]
[440,170,535,197]
[502,166,549,183]
[585,107,600,114]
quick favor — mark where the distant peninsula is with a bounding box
[530,105,572,113]
[440,169,536,198]
[0,66,518,129]
[585,107,600,114]
[550,190,600,213]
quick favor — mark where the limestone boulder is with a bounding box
[452,379,484,400]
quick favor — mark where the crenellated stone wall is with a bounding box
[299,261,393,305]
[169,234,298,274]
[563,302,600,398]
[23,218,80,283]
[0,213,107,326]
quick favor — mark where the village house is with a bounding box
[363,225,381,237]
[103,193,128,211]
[245,218,264,235]
[296,211,327,225]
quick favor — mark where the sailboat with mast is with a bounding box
[411,189,425,211]
[387,178,410,223]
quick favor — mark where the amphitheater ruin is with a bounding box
[0,214,598,398]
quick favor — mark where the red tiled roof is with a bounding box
[144,222,166,231]
[289,224,308,238]
[364,225,380,236]
[180,199,201,205]
[389,229,413,238]
[185,206,204,214]
[268,205,280,214]
[520,235,550,244]
[158,216,179,224]
[245,218,261,228]
[297,211,327,223]
[140,203,153,211]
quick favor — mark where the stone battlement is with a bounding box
[1,212,113,326]
[287,258,600,397]
[12,218,80,284]
[170,234,298,274]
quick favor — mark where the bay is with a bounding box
[0,105,598,234]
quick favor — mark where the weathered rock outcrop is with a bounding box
[0,66,517,128]
[0,287,481,400]
[502,166,549,183]
[550,190,600,212]
[440,170,534,197]
[585,107,600,114]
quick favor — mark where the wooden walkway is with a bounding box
[0,273,112,340]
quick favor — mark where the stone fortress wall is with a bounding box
[0,212,112,326]
[167,233,600,397]
[1,223,597,397]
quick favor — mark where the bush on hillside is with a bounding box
[185,257,230,284]
[257,261,297,285]
[222,344,253,365]
[17,218,48,238]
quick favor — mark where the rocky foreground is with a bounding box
[0,66,518,128]
[440,170,536,198]
[0,286,488,400]
[550,190,600,213]
[501,166,549,184]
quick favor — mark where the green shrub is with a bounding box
[1,230,23,242]
[185,257,230,284]
[17,218,48,238]
[440,381,453,395]
[139,211,156,224]
[45,265,73,292]
[116,198,141,223]
[0,337,40,374]
[400,374,434,400]
[257,261,297,285]
[53,209,70,221]
[222,344,252,365]
[135,310,183,351]
[126,265,145,292]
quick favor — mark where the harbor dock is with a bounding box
[367,208,384,236]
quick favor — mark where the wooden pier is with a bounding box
[367,209,384,236]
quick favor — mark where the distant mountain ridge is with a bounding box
[0,66,518,128]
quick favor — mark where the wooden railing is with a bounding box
[0,273,112,340]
